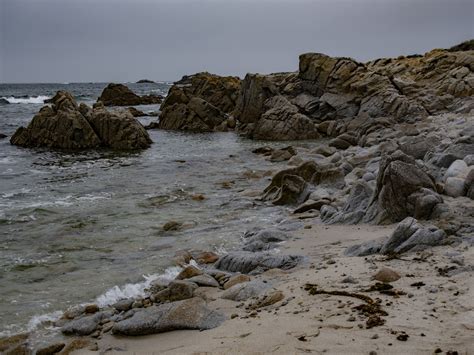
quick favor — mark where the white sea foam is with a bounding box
[27,311,63,332]
[95,265,182,307]
[1,95,51,104]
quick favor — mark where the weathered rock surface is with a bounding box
[262,161,344,206]
[10,91,101,149]
[153,280,197,302]
[365,151,442,223]
[214,252,303,274]
[97,83,162,106]
[221,280,271,301]
[242,229,291,252]
[10,91,152,150]
[112,298,225,336]
[234,45,474,140]
[61,312,104,336]
[81,103,152,149]
[323,150,443,225]
[158,72,240,132]
[346,217,448,256]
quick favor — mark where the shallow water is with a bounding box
[0,83,294,336]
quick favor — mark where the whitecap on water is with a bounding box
[95,265,182,307]
[1,95,51,104]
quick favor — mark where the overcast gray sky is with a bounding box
[0,0,473,83]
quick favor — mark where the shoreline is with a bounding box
[85,223,473,354]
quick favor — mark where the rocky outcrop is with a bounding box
[364,150,443,223]
[112,298,225,336]
[262,161,345,205]
[320,150,444,225]
[234,45,474,140]
[157,72,241,132]
[97,83,162,106]
[10,91,152,150]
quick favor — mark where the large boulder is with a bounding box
[112,298,225,336]
[248,96,320,140]
[11,91,152,150]
[262,161,344,205]
[82,103,152,149]
[97,83,162,106]
[364,151,442,223]
[10,91,101,149]
[157,72,240,132]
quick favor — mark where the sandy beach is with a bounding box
[81,223,473,354]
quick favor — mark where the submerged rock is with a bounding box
[10,91,152,150]
[97,83,162,106]
[112,298,225,336]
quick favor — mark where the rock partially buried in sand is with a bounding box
[345,217,448,256]
[223,274,251,290]
[214,251,303,274]
[374,267,401,283]
[221,280,271,301]
[112,298,225,336]
[97,83,162,106]
[10,91,152,150]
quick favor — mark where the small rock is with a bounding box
[176,265,203,280]
[113,299,134,312]
[163,221,183,231]
[36,342,66,355]
[374,267,401,283]
[223,274,251,290]
[84,304,99,314]
[186,274,220,288]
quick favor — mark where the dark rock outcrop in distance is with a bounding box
[97,83,163,106]
[0,98,9,105]
[10,91,152,150]
[234,45,474,140]
[136,79,155,84]
[157,72,241,132]
[0,133,7,139]
[448,39,474,52]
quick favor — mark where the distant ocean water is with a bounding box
[0,82,293,339]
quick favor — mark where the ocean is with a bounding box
[0,82,295,338]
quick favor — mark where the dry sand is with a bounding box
[79,224,473,355]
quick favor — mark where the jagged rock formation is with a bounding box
[320,150,444,224]
[345,217,448,256]
[157,72,241,132]
[97,83,162,106]
[11,91,152,150]
[234,47,474,141]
